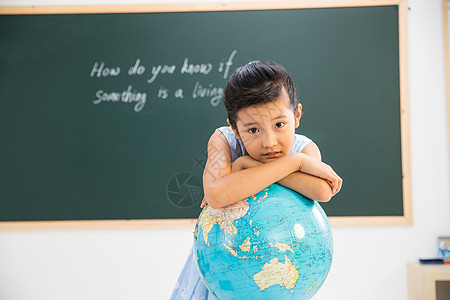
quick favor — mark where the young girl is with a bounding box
[170,61,342,299]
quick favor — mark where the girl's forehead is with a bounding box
[235,97,293,126]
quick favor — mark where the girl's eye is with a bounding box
[248,128,259,134]
[275,122,285,129]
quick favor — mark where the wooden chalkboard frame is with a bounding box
[443,0,450,209]
[0,0,411,229]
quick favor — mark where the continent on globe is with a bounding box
[239,237,252,252]
[269,242,294,253]
[253,255,299,290]
[195,199,249,246]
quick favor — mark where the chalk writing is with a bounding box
[180,58,213,75]
[89,49,238,112]
[158,86,169,99]
[90,62,121,77]
[128,59,145,75]
[218,49,237,79]
[174,89,185,99]
[192,81,223,107]
[93,85,146,112]
[147,64,176,83]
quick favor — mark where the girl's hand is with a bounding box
[200,197,208,208]
[293,153,343,195]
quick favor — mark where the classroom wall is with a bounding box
[0,0,449,299]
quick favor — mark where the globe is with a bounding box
[193,183,333,300]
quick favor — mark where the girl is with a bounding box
[170,61,342,299]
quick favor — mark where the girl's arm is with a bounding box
[277,142,337,202]
[202,131,341,209]
[231,142,338,202]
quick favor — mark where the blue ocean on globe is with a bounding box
[193,183,333,300]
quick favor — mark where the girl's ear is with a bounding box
[295,104,302,128]
[227,119,241,140]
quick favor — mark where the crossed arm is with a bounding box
[231,142,336,202]
[202,130,342,209]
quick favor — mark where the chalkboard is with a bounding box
[0,3,411,227]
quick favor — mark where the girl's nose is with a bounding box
[262,132,277,148]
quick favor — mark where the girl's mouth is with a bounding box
[264,151,281,158]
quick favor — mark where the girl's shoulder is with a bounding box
[215,126,233,136]
[215,126,237,146]
[215,126,247,163]
[291,134,312,154]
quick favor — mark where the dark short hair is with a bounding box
[223,61,298,128]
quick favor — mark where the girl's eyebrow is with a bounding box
[242,121,259,127]
[241,114,287,127]
[273,114,287,120]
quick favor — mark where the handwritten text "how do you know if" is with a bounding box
[90,50,237,112]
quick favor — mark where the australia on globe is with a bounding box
[193,183,333,300]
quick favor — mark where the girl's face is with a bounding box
[230,89,302,163]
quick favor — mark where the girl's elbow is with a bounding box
[204,187,225,209]
[316,191,332,202]
[315,184,333,202]
[206,196,221,209]
[208,202,222,209]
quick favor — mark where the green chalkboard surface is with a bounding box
[0,5,405,223]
